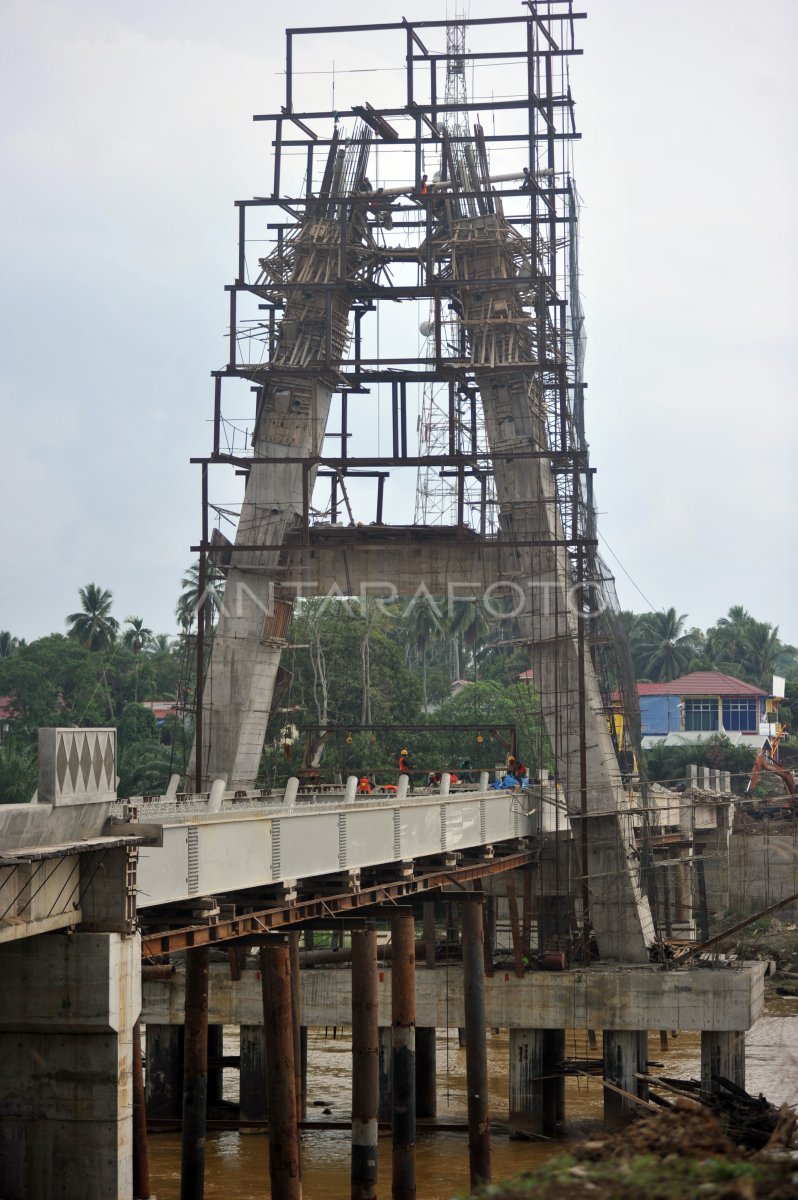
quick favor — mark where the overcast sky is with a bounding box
[1,0,796,645]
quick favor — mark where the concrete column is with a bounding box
[675,860,689,924]
[351,929,379,1200]
[509,1028,542,1138]
[542,1028,565,1126]
[701,1031,745,1093]
[378,1026,392,1123]
[416,1027,437,1118]
[485,895,497,950]
[239,1025,268,1125]
[660,862,673,938]
[0,932,139,1200]
[391,910,416,1200]
[207,1024,224,1106]
[146,1024,184,1119]
[602,1030,648,1126]
[696,859,710,941]
[463,899,491,1188]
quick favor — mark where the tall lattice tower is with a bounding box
[414,17,495,532]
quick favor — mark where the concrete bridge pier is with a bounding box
[542,1029,566,1128]
[602,1030,649,1126]
[508,1027,564,1138]
[0,930,140,1200]
[239,1024,268,1126]
[701,1030,745,1093]
[207,1025,224,1106]
[146,1024,184,1119]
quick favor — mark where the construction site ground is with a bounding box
[466,1103,798,1199]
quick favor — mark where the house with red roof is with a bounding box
[137,700,179,726]
[638,670,783,749]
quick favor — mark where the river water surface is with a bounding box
[147,998,798,1199]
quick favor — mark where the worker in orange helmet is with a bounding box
[508,754,528,783]
[398,748,414,788]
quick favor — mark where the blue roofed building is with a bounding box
[637,670,784,751]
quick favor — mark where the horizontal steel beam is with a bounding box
[141,849,533,956]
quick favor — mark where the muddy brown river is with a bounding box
[147,998,798,1199]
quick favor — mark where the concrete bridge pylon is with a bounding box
[190,13,654,962]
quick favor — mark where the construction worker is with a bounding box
[398,748,414,787]
[519,166,532,192]
[357,774,372,795]
[507,754,528,783]
[419,173,429,195]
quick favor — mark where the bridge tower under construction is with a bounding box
[190,5,654,964]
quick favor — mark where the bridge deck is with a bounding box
[123,786,533,909]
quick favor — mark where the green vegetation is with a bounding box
[0,583,188,803]
[622,605,797,693]
[465,1153,796,1199]
[1,584,795,802]
[465,1103,798,1199]
[644,733,757,787]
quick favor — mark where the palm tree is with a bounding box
[637,608,695,682]
[404,599,443,715]
[0,631,19,658]
[739,620,783,687]
[123,616,153,655]
[66,584,118,651]
[176,561,222,632]
[446,602,489,682]
[705,606,752,671]
[151,633,173,653]
[124,617,153,702]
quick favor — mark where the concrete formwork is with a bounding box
[196,177,376,790]
[447,211,655,961]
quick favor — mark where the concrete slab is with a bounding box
[142,960,765,1034]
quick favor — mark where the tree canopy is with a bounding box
[1,578,795,804]
[622,605,797,690]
